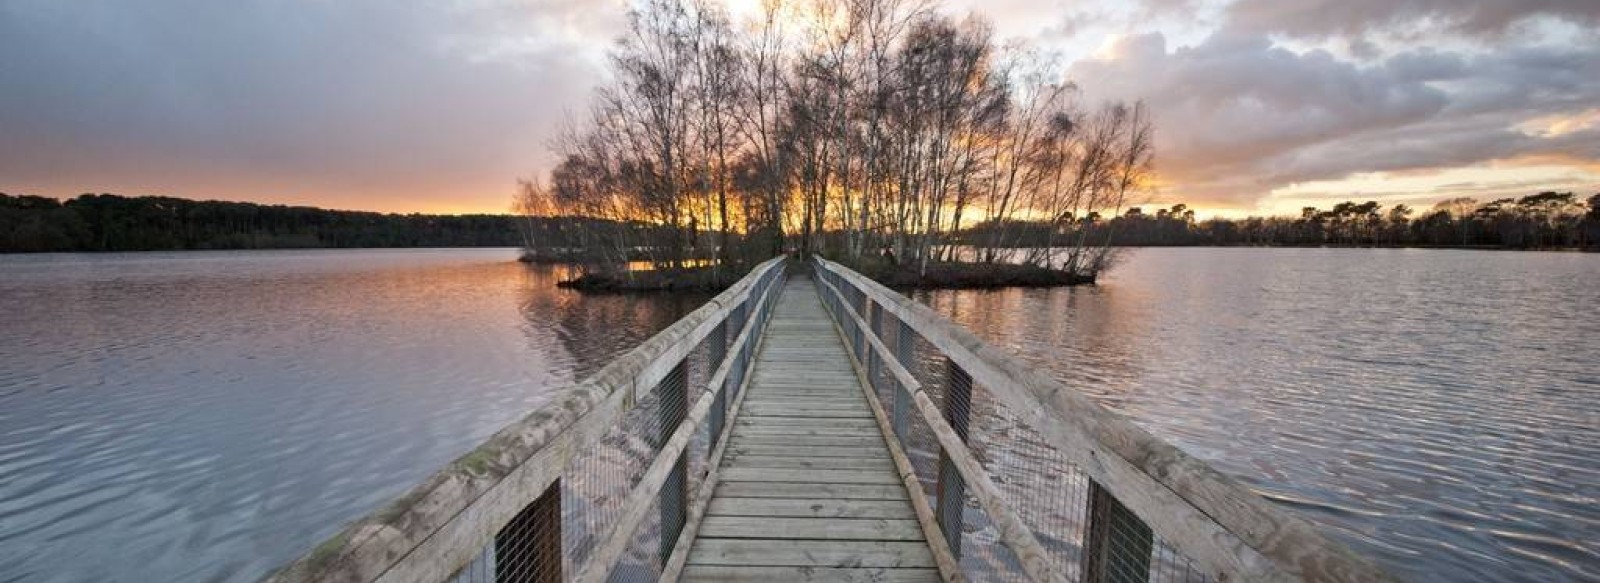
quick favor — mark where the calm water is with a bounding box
[0,248,1595,582]
[916,248,1599,582]
[0,249,706,582]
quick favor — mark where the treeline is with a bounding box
[0,193,638,253]
[519,0,1154,278]
[972,193,1600,249]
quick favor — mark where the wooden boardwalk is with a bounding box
[682,276,939,582]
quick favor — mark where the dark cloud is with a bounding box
[1224,0,1600,40]
[1068,30,1600,206]
[0,0,618,211]
[4,0,1596,213]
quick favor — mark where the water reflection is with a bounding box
[0,249,708,583]
[917,248,1599,582]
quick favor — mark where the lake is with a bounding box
[0,248,1594,582]
[916,247,1598,582]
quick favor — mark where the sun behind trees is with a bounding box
[515,0,1154,288]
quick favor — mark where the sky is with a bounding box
[1,0,1597,217]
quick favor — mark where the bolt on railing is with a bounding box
[267,258,787,583]
[812,257,1394,583]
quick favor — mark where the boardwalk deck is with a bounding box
[682,277,940,583]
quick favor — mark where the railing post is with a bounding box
[868,301,884,387]
[892,320,914,438]
[729,299,747,343]
[1082,480,1154,583]
[657,360,689,567]
[895,319,915,369]
[707,320,728,448]
[495,481,562,583]
[936,359,973,559]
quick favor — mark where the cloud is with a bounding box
[1066,29,1600,207]
[0,0,622,212]
[3,0,1595,213]
[1223,0,1600,40]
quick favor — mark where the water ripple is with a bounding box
[0,249,706,582]
[919,247,1600,583]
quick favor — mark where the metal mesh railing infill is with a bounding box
[811,257,1391,583]
[273,259,785,583]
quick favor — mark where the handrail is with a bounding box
[812,257,1394,583]
[813,271,1061,582]
[571,260,786,583]
[266,257,786,583]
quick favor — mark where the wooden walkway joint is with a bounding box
[681,277,941,582]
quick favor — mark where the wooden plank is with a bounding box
[738,398,863,408]
[743,388,858,395]
[698,517,925,541]
[686,540,934,568]
[724,456,892,471]
[730,434,884,447]
[741,394,862,402]
[734,416,879,429]
[680,276,940,581]
[814,278,969,583]
[727,445,889,459]
[734,403,865,412]
[745,386,858,392]
[738,407,874,419]
[751,374,862,383]
[661,284,776,583]
[714,482,907,500]
[731,419,875,428]
[719,467,901,485]
[707,497,916,519]
[744,388,860,395]
[731,427,883,438]
[682,565,940,582]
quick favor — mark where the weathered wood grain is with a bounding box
[706,497,917,519]
[698,517,925,541]
[713,482,908,500]
[726,445,891,459]
[686,540,935,568]
[724,456,893,470]
[719,467,901,485]
[681,565,940,582]
[682,277,941,580]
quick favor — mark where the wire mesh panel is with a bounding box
[938,360,974,559]
[816,260,1220,583]
[498,483,565,583]
[445,486,565,583]
[953,485,1031,583]
[559,357,685,574]
[270,261,799,583]
[961,371,1215,583]
[605,492,663,583]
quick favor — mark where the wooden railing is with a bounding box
[267,255,1393,583]
[812,257,1395,583]
[266,258,786,583]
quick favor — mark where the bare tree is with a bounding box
[531,0,1158,283]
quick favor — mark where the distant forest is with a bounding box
[5,191,1597,254]
[0,193,632,253]
[969,192,1600,250]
